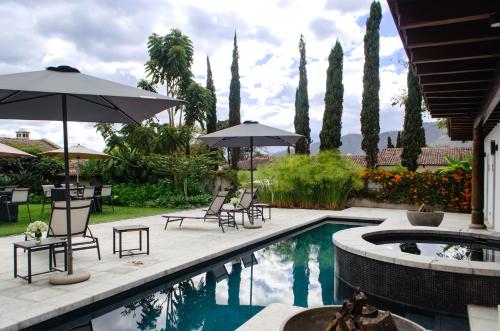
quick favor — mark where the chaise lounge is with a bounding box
[162,191,237,233]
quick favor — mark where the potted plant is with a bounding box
[407,203,444,227]
[26,221,48,243]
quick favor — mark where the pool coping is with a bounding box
[21,214,383,330]
[332,226,500,277]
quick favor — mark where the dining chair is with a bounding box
[4,188,31,223]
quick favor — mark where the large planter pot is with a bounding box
[407,210,444,227]
[280,306,425,331]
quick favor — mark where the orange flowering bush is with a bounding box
[363,168,471,212]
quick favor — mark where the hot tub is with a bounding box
[333,227,500,317]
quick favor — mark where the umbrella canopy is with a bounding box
[0,142,33,158]
[41,144,111,160]
[199,121,302,148]
[0,66,183,124]
[42,144,112,184]
[199,121,302,228]
[0,66,185,283]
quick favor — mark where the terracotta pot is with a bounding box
[280,306,425,331]
[407,210,444,227]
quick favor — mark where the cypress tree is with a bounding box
[229,32,241,168]
[387,136,394,148]
[360,1,382,168]
[206,56,217,134]
[320,40,344,151]
[396,131,402,148]
[294,35,311,154]
[401,67,425,171]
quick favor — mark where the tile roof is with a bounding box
[237,156,275,170]
[343,147,472,168]
[378,147,472,166]
[0,137,60,151]
[344,155,367,167]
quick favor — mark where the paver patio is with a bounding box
[0,207,478,330]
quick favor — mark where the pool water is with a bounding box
[70,223,469,331]
[378,240,500,263]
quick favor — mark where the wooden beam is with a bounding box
[422,82,489,93]
[424,91,485,98]
[416,58,498,76]
[412,41,500,64]
[429,104,479,110]
[397,0,497,29]
[419,71,493,85]
[474,63,500,127]
[406,19,500,48]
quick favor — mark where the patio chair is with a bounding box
[41,184,55,215]
[250,189,272,221]
[162,191,237,233]
[96,185,114,212]
[238,189,266,221]
[47,199,101,261]
[3,188,31,223]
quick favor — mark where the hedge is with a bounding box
[362,168,471,212]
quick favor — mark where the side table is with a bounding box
[113,225,149,258]
[13,238,67,283]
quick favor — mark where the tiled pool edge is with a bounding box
[333,226,500,276]
[15,214,382,331]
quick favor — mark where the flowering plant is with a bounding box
[230,197,240,207]
[26,221,48,240]
[363,168,471,212]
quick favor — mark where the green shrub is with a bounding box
[0,157,64,193]
[362,168,471,212]
[243,151,362,210]
[112,182,212,208]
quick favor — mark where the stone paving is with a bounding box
[0,207,479,330]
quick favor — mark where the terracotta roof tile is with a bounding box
[0,137,60,151]
[237,156,275,170]
[377,147,472,166]
[343,155,367,167]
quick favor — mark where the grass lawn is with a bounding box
[0,204,181,237]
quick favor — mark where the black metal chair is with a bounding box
[3,188,31,223]
[47,199,101,262]
[162,191,236,233]
[41,184,55,215]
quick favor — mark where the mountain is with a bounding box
[278,122,470,156]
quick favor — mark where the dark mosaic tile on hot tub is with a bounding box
[335,247,500,316]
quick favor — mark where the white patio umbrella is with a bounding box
[0,142,33,158]
[0,65,184,284]
[42,144,111,184]
[199,121,302,228]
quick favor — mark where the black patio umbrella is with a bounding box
[0,66,184,284]
[199,121,302,227]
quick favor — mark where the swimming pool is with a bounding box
[39,222,469,331]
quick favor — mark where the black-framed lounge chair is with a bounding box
[47,199,101,261]
[236,188,270,222]
[162,191,237,233]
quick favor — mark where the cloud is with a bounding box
[0,0,408,152]
[325,0,373,13]
[309,18,339,41]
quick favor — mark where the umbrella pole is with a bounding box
[61,94,73,275]
[250,137,254,224]
[50,94,90,285]
[76,157,80,186]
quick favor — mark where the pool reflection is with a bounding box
[89,223,468,331]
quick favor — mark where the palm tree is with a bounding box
[145,29,194,126]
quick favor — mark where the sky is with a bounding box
[0,0,424,151]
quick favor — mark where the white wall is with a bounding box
[484,123,500,231]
